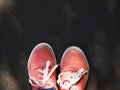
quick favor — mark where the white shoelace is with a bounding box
[57,68,88,90]
[29,60,59,87]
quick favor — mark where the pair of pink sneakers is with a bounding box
[27,43,89,90]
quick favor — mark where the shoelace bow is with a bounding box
[29,60,59,87]
[57,68,88,90]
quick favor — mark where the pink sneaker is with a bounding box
[57,46,89,90]
[27,43,59,90]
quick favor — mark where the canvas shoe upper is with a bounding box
[57,46,89,90]
[27,43,58,90]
